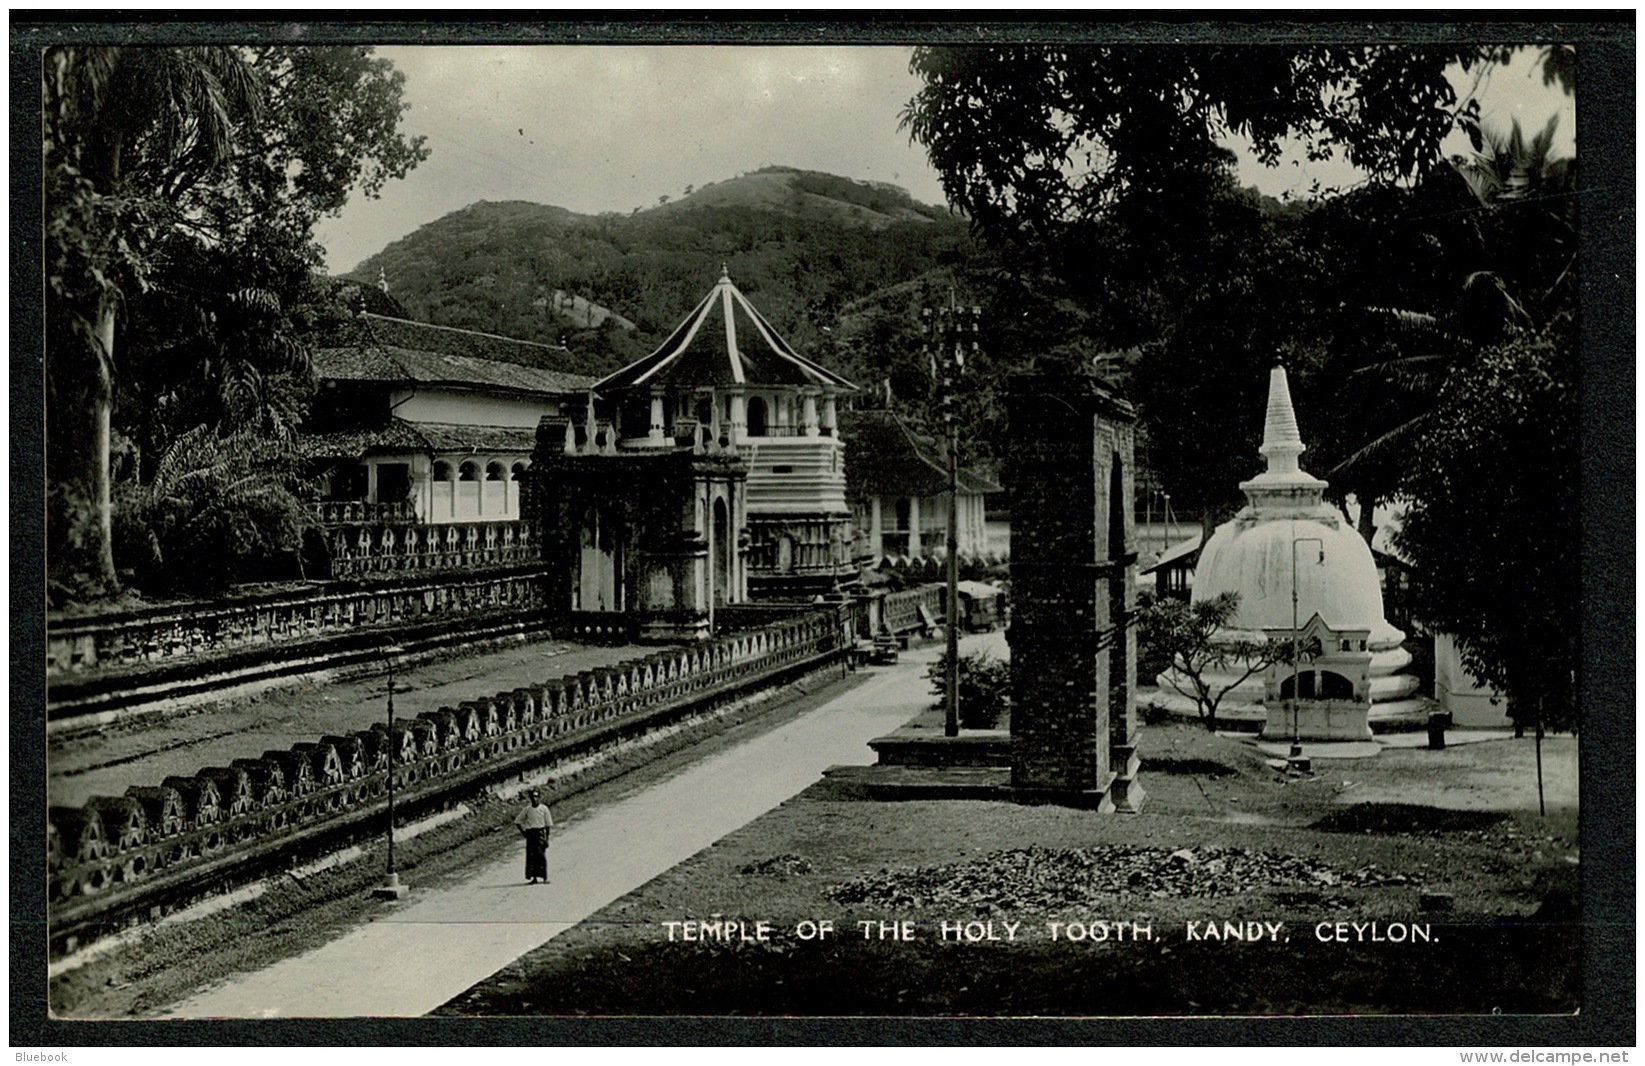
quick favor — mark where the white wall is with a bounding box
[391,387,560,428]
[1435,632,1512,727]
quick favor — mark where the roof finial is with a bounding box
[378,266,389,295]
[720,263,730,282]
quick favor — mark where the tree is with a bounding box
[1141,591,1286,732]
[44,45,427,599]
[902,44,1500,267]
[1392,312,1578,810]
[902,44,1533,531]
[114,424,311,595]
[45,46,264,595]
[1309,108,1576,544]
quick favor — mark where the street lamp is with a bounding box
[922,293,980,738]
[1290,537,1325,771]
[372,644,408,900]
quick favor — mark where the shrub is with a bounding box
[926,648,1011,729]
[113,425,311,596]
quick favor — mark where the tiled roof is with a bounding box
[312,313,596,396]
[595,270,855,393]
[413,423,538,453]
[298,419,433,460]
[1139,533,1204,575]
[840,410,1002,499]
[298,419,537,460]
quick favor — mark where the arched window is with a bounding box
[432,461,453,482]
[1280,670,1357,701]
[712,496,731,605]
[459,461,480,482]
[1317,670,1355,700]
[746,396,768,437]
[486,461,506,482]
[511,462,529,480]
[1109,453,1127,560]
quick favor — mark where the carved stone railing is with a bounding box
[882,584,943,636]
[323,520,539,580]
[47,608,847,949]
[309,500,418,526]
[45,569,547,681]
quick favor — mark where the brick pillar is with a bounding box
[1105,434,1145,812]
[1005,372,1143,810]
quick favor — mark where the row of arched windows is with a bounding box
[431,459,530,483]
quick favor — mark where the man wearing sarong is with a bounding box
[513,789,553,884]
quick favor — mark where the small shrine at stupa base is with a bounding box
[1262,611,1374,743]
[1153,366,1424,740]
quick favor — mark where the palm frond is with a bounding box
[1328,414,1429,477]
[1344,352,1457,391]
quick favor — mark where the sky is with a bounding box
[314,45,1576,276]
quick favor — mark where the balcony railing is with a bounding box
[309,500,418,525]
[325,520,540,580]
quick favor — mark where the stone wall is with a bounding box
[46,569,548,685]
[882,585,943,636]
[47,607,849,950]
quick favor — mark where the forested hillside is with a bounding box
[344,166,973,381]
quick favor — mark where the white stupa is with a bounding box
[1154,367,1424,727]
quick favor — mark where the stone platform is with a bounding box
[1141,688,1433,735]
[819,763,1010,801]
[866,729,1010,768]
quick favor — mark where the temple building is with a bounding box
[531,404,749,643]
[589,269,857,597]
[1153,367,1424,735]
[840,410,1001,569]
[302,312,595,578]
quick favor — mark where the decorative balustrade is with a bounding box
[881,584,944,636]
[324,519,539,580]
[309,500,418,526]
[46,570,548,679]
[48,608,847,937]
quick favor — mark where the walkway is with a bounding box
[163,639,951,1018]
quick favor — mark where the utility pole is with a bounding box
[923,294,980,738]
[1289,536,1323,774]
[373,645,408,900]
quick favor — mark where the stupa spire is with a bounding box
[1258,365,1306,475]
[1238,365,1327,507]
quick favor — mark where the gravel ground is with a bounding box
[437,717,1581,1018]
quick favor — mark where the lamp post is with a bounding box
[372,644,408,900]
[1290,537,1324,771]
[922,293,980,738]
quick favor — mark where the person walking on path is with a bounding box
[513,789,554,884]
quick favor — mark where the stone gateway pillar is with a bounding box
[1005,372,1144,811]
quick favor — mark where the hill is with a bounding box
[344,167,973,380]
